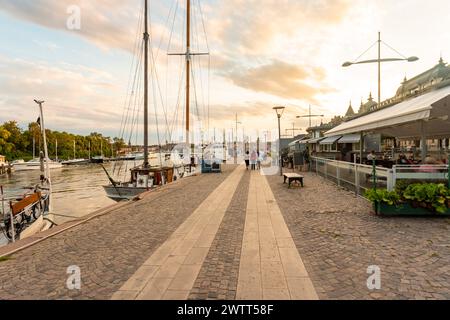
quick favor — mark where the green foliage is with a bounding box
[365,189,401,206]
[366,183,450,214]
[0,121,126,161]
[403,183,449,214]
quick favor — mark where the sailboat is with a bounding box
[62,140,90,165]
[103,0,204,201]
[1,100,55,242]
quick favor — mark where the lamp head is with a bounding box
[342,62,353,67]
[34,99,45,104]
[273,106,286,118]
[407,56,419,62]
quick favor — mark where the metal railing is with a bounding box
[392,165,450,188]
[310,157,393,195]
[310,157,450,194]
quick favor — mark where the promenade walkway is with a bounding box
[112,166,317,300]
[2,165,450,300]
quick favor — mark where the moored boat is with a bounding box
[13,158,63,171]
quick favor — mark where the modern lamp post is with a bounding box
[342,32,419,108]
[273,106,286,176]
[234,113,242,165]
[296,105,324,128]
[342,32,418,163]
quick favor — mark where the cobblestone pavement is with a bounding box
[0,166,236,300]
[266,171,450,300]
[188,170,250,300]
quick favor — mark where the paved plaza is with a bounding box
[1,165,450,300]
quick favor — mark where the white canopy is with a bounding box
[320,136,342,145]
[325,86,450,139]
[338,134,361,144]
[308,137,324,144]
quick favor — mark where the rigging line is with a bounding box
[169,63,183,143]
[121,39,144,140]
[169,65,186,143]
[165,1,180,122]
[149,42,170,144]
[192,1,206,125]
[154,0,176,61]
[208,54,211,135]
[126,52,143,146]
[128,57,143,146]
[197,0,210,52]
[150,53,164,167]
[119,3,144,140]
[352,41,378,63]
[381,40,408,59]
[131,70,144,145]
[190,62,202,128]
[118,1,144,140]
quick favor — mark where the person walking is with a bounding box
[257,151,262,170]
[244,151,250,170]
[250,150,257,170]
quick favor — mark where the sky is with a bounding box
[0,0,449,144]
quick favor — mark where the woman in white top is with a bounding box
[244,151,250,170]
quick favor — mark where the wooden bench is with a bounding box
[283,173,304,188]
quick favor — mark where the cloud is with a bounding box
[0,0,145,52]
[0,55,123,133]
[207,0,351,56]
[223,59,330,101]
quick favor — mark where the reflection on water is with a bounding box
[0,161,141,246]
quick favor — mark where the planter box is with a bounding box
[374,202,450,217]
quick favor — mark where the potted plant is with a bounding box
[403,184,448,214]
[365,183,450,216]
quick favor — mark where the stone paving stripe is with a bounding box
[112,165,245,300]
[188,171,250,300]
[236,172,319,300]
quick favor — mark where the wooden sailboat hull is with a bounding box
[103,185,151,201]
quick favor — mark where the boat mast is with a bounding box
[34,100,52,211]
[143,0,149,168]
[73,140,76,160]
[186,0,191,147]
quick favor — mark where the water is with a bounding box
[0,161,141,247]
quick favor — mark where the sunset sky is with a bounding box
[1,0,449,144]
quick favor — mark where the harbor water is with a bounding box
[0,160,142,247]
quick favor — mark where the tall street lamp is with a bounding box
[234,113,242,165]
[342,32,419,107]
[273,106,286,176]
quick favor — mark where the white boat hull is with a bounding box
[14,162,63,171]
[103,186,151,201]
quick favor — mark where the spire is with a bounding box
[439,56,445,65]
[345,101,355,117]
[368,92,373,101]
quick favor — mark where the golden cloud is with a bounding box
[224,60,330,101]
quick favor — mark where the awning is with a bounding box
[320,136,342,145]
[325,86,450,138]
[307,137,324,144]
[288,139,305,147]
[338,134,361,144]
[299,139,310,144]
